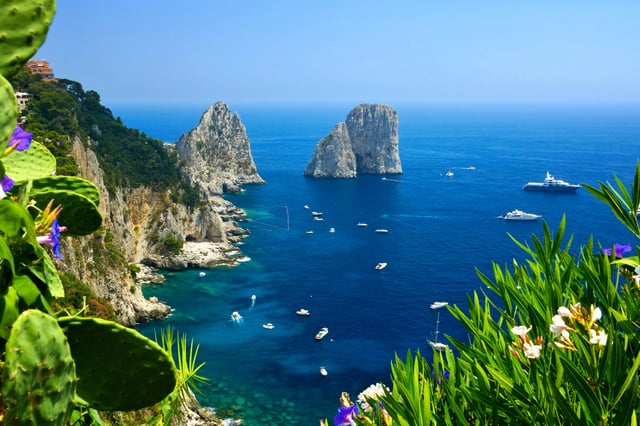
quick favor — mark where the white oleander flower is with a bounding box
[511,325,532,337]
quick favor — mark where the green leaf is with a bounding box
[3,140,56,182]
[0,286,20,339]
[0,75,16,152]
[29,189,102,236]
[30,175,101,207]
[0,0,56,78]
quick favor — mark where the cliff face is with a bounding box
[175,102,264,195]
[59,102,260,325]
[302,122,356,178]
[303,104,401,178]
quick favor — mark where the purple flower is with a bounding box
[8,125,32,151]
[602,243,632,258]
[1,174,14,192]
[333,404,358,426]
[36,219,66,259]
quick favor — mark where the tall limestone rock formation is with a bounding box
[175,102,264,195]
[303,122,357,178]
[303,104,401,178]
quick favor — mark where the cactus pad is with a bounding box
[30,175,101,207]
[58,316,177,411]
[2,140,56,182]
[0,75,16,152]
[2,309,76,425]
[0,0,57,78]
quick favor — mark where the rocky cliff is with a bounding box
[57,102,261,327]
[303,104,401,178]
[175,102,264,194]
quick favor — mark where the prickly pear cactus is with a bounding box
[2,309,77,425]
[0,75,17,152]
[2,140,56,181]
[0,0,57,78]
[30,175,101,207]
[58,316,177,411]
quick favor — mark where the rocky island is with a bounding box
[304,104,402,178]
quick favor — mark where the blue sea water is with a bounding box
[116,103,640,425]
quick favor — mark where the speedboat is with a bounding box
[523,172,580,192]
[329,227,335,233]
[375,262,388,270]
[296,308,311,316]
[375,229,389,233]
[499,209,542,221]
[311,211,323,217]
[198,271,206,278]
[262,323,275,329]
[305,230,314,234]
[445,170,454,177]
[231,311,242,322]
[428,341,449,352]
[357,222,368,227]
[304,205,310,209]
[430,301,449,310]
[319,366,328,376]
[314,216,324,221]
[315,327,329,340]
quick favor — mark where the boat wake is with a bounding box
[381,177,402,182]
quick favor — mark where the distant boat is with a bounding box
[445,170,454,177]
[262,323,275,330]
[311,211,323,217]
[319,366,328,376]
[357,222,368,227]
[375,262,388,270]
[231,311,242,322]
[375,229,389,233]
[329,227,335,233]
[315,327,329,340]
[305,230,314,234]
[523,171,580,192]
[314,216,324,221]
[427,302,449,351]
[498,209,542,221]
[198,271,206,278]
[296,308,311,316]
[304,205,310,209]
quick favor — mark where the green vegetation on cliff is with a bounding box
[10,68,200,206]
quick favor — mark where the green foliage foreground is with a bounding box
[328,167,640,424]
[0,1,205,424]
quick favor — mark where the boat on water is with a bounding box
[315,327,329,340]
[304,205,310,209]
[357,222,368,227]
[311,211,323,217]
[427,302,449,351]
[375,229,389,233]
[262,323,275,329]
[329,227,335,233]
[375,262,388,270]
[499,209,542,221]
[445,170,454,177]
[319,366,328,376]
[523,172,580,192]
[231,311,242,322]
[305,230,314,234]
[198,271,206,278]
[296,308,311,316]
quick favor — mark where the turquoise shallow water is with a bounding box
[127,103,640,425]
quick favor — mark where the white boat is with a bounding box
[427,301,449,351]
[262,323,275,329]
[296,308,310,316]
[375,229,389,233]
[305,230,314,234]
[198,271,206,278]
[522,171,580,192]
[304,205,310,209]
[311,211,323,217]
[375,262,388,270]
[329,227,335,233]
[357,222,368,227]
[499,209,542,221]
[319,366,328,376]
[314,216,324,221]
[430,301,449,310]
[315,327,329,340]
[231,311,242,322]
[445,170,454,177]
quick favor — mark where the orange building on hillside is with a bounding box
[25,59,58,82]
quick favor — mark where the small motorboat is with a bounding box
[231,311,242,322]
[357,222,368,227]
[375,229,389,233]
[314,216,324,221]
[198,271,206,278]
[499,209,542,221]
[305,230,314,234]
[430,301,449,310]
[375,262,388,270]
[311,211,323,217]
[319,366,328,376]
[445,170,454,177]
[262,323,275,330]
[296,308,311,316]
[329,227,335,233]
[315,327,329,340]
[304,205,310,209]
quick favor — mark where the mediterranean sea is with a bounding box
[114,102,640,425]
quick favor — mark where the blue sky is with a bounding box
[35,1,640,106]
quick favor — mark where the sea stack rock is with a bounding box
[303,122,357,178]
[303,104,401,178]
[175,102,264,195]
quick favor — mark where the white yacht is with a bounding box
[499,209,542,221]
